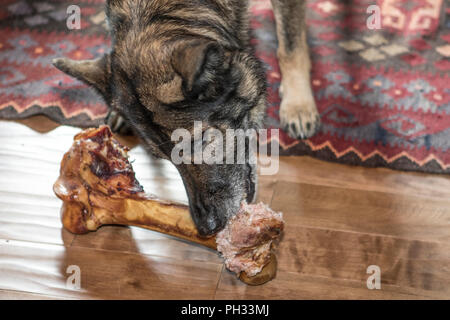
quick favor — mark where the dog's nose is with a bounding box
[190,202,228,237]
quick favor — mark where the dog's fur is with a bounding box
[54,0,320,236]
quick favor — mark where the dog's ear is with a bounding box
[52,54,111,97]
[171,40,231,101]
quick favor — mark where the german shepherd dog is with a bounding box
[53,0,320,236]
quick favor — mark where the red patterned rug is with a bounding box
[1,0,449,174]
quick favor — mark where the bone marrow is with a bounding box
[216,202,284,277]
[54,126,284,283]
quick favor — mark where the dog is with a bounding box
[53,0,320,236]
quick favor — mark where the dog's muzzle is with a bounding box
[184,162,258,237]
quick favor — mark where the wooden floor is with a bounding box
[0,117,449,300]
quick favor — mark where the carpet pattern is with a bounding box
[1,0,449,173]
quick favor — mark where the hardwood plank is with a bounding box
[255,177,277,205]
[215,225,450,299]
[265,156,450,201]
[71,226,221,263]
[271,181,450,243]
[6,116,61,133]
[215,271,436,300]
[0,175,75,245]
[278,226,450,293]
[216,179,450,299]
[0,239,222,300]
[0,124,75,245]
[0,289,68,300]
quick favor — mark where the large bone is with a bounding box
[53,126,282,285]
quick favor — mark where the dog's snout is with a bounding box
[178,162,257,237]
[190,202,227,237]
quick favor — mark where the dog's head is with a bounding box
[53,0,266,236]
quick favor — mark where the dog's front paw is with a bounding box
[280,96,321,140]
[105,110,133,135]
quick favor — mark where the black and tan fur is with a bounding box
[53,0,319,236]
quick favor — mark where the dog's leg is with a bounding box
[271,0,320,139]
